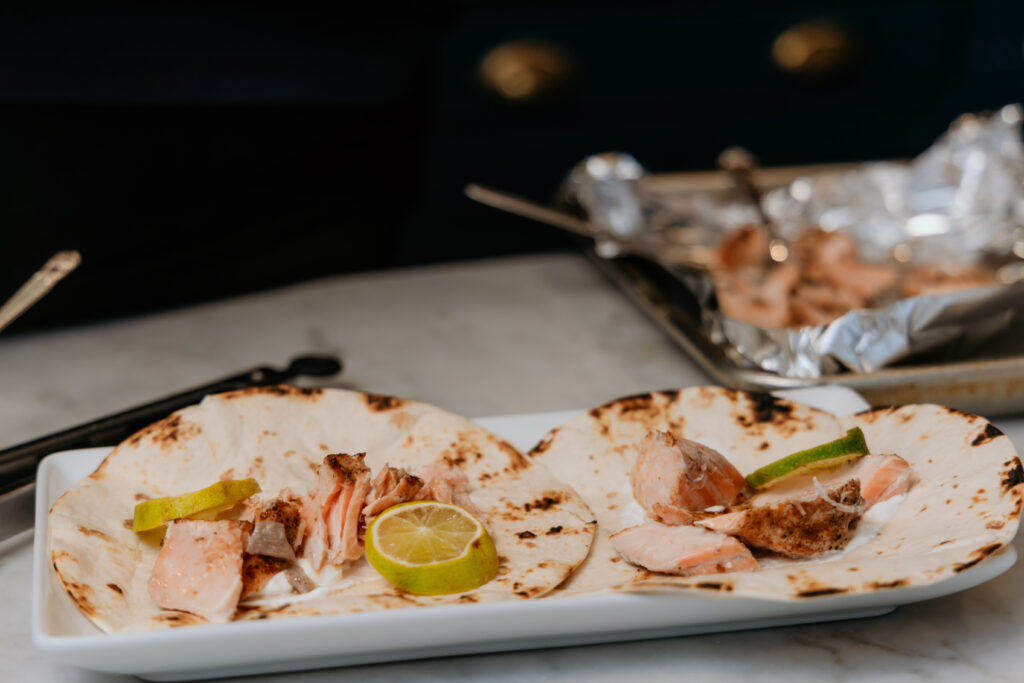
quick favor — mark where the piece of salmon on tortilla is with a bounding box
[48,387,596,633]
[528,387,1022,599]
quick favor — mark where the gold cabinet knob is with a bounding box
[477,41,572,102]
[772,20,858,78]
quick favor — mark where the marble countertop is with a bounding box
[2,252,1021,682]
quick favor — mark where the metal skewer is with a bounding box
[465,183,712,270]
[465,184,595,237]
[0,354,343,540]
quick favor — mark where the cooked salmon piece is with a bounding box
[902,265,995,297]
[325,454,372,565]
[788,282,866,326]
[714,269,795,329]
[413,461,480,517]
[238,498,309,598]
[824,260,898,302]
[256,497,306,550]
[792,229,857,281]
[792,228,897,302]
[767,453,911,509]
[715,224,767,269]
[363,465,425,520]
[610,522,759,576]
[761,263,802,302]
[698,479,864,557]
[241,520,294,598]
[631,431,752,525]
[240,554,291,599]
[300,453,372,569]
[851,454,911,507]
[148,519,245,623]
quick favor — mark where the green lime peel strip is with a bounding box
[744,427,869,490]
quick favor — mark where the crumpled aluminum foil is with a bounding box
[763,104,1024,264]
[563,105,1024,378]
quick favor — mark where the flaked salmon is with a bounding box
[824,260,898,302]
[855,453,911,507]
[764,453,911,509]
[300,453,371,569]
[699,479,865,557]
[363,465,425,520]
[788,282,865,327]
[714,268,794,329]
[714,224,767,270]
[414,461,479,517]
[631,431,751,525]
[148,519,245,623]
[610,522,759,576]
[794,229,897,302]
[902,264,995,297]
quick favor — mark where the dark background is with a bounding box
[2,1,1022,333]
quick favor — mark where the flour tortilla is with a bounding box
[529,387,1022,599]
[49,387,596,632]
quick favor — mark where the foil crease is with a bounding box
[564,106,1024,378]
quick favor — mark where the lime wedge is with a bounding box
[132,478,261,532]
[745,427,869,489]
[365,501,498,595]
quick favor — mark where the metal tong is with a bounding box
[0,355,342,539]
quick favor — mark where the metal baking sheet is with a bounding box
[467,160,1024,417]
[585,242,1024,417]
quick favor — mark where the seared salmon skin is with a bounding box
[854,454,911,507]
[413,461,480,518]
[699,479,865,557]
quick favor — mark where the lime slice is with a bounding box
[745,427,869,490]
[365,501,498,595]
[132,478,261,532]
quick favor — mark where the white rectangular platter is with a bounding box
[31,387,1016,681]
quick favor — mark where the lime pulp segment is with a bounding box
[365,501,499,595]
[374,505,478,565]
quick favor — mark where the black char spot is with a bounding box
[524,496,560,512]
[1003,461,1024,493]
[953,543,1004,573]
[749,392,793,423]
[364,393,404,411]
[972,423,1004,446]
[695,582,733,592]
[796,587,849,598]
